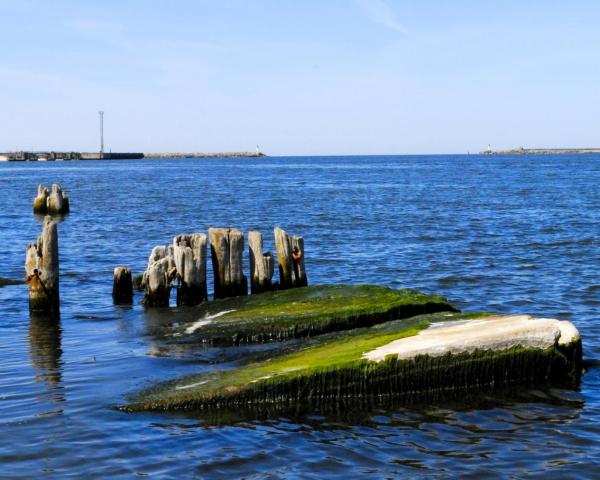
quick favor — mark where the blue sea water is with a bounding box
[0,154,599,478]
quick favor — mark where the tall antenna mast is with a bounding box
[99,110,104,158]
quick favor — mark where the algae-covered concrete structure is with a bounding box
[169,285,454,345]
[122,286,583,417]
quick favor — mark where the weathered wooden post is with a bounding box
[142,245,175,307]
[25,216,59,312]
[291,235,307,287]
[47,184,70,215]
[33,185,49,214]
[33,184,70,215]
[112,267,133,304]
[173,233,208,306]
[208,227,248,299]
[248,230,274,294]
[274,227,307,289]
[274,227,292,289]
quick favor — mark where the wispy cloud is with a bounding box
[355,0,407,34]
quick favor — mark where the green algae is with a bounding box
[123,310,583,414]
[175,285,456,345]
[124,312,469,411]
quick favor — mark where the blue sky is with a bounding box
[1,0,599,155]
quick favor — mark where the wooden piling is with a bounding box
[33,183,70,215]
[173,233,208,306]
[112,267,133,304]
[33,185,49,214]
[25,216,59,312]
[291,235,307,287]
[209,228,248,299]
[142,245,175,307]
[274,227,307,289]
[248,231,274,294]
[274,227,293,289]
[47,184,70,215]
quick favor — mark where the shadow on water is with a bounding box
[28,312,65,404]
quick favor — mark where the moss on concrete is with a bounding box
[122,311,582,414]
[175,285,456,345]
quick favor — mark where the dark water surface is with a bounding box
[0,155,599,478]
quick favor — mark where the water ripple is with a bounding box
[0,155,599,478]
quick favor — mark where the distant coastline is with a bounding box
[144,151,266,158]
[0,151,266,162]
[480,147,600,155]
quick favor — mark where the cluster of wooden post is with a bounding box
[23,184,307,312]
[131,234,208,307]
[133,227,306,307]
[33,184,70,215]
[25,217,60,313]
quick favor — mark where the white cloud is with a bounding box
[355,0,407,33]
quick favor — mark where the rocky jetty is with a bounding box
[481,147,600,155]
[144,152,266,158]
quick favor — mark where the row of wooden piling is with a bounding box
[25,183,308,312]
[26,222,308,311]
[126,226,307,307]
[25,184,69,313]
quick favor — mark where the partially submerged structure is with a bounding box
[168,285,453,345]
[140,227,306,307]
[122,288,582,416]
[18,189,583,419]
[25,217,60,313]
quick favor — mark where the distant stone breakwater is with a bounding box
[0,151,265,161]
[481,147,600,155]
[144,151,266,158]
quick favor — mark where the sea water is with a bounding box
[0,155,598,478]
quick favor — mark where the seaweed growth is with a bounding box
[123,312,582,415]
[175,285,456,345]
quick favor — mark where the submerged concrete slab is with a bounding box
[168,285,455,345]
[123,311,583,417]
